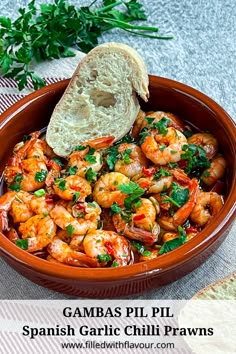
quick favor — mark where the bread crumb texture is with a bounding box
[46,43,149,157]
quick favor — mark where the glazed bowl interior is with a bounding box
[0,75,235,285]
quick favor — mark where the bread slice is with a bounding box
[46,42,149,157]
[192,272,236,300]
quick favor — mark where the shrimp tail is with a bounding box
[125,225,159,246]
[0,210,9,231]
[84,136,115,149]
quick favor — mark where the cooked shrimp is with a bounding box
[50,202,101,235]
[201,155,226,186]
[158,178,199,231]
[10,191,34,223]
[68,136,114,178]
[139,249,159,262]
[137,175,173,194]
[0,191,16,231]
[188,133,218,160]
[114,143,149,178]
[19,215,56,252]
[190,192,224,226]
[5,227,20,243]
[47,238,99,267]
[30,194,55,215]
[141,128,187,165]
[113,198,160,245]
[53,175,92,201]
[132,110,185,139]
[45,159,62,187]
[93,172,130,208]
[20,159,48,192]
[83,230,131,266]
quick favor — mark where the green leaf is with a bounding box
[9,183,21,192]
[72,191,81,204]
[121,148,132,164]
[170,182,190,207]
[106,145,119,170]
[0,53,13,74]
[52,157,64,167]
[97,254,112,263]
[153,167,172,180]
[0,16,12,29]
[159,227,187,255]
[151,117,170,136]
[67,165,78,175]
[34,189,46,197]
[15,239,28,250]
[85,167,98,183]
[125,0,147,21]
[84,155,97,164]
[35,169,47,182]
[55,178,66,191]
[110,202,121,214]
[66,224,75,235]
[13,173,24,183]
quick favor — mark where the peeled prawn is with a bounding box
[53,175,92,201]
[141,128,187,165]
[19,215,56,252]
[188,133,218,160]
[190,191,224,226]
[83,230,131,266]
[114,143,149,178]
[93,172,130,208]
[201,155,226,186]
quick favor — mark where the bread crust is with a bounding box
[46,42,149,157]
[192,272,236,300]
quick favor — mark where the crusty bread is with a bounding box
[192,272,236,300]
[46,42,149,157]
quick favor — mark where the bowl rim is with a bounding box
[0,75,235,282]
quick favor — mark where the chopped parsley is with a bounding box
[153,167,172,180]
[151,117,170,136]
[138,127,151,144]
[131,240,151,256]
[161,182,189,208]
[15,239,28,250]
[203,170,210,178]
[121,148,132,164]
[111,261,119,267]
[117,181,144,211]
[72,192,80,204]
[106,145,119,170]
[85,167,98,183]
[67,166,77,175]
[183,129,193,138]
[66,224,74,235]
[35,169,47,182]
[87,202,96,208]
[55,178,66,191]
[23,134,31,142]
[74,145,86,151]
[142,250,152,257]
[34,189,46,197]
[146,117,155,124]
[52,157,64,167]
[180,143,210,175]
[97,254,112,263]
[84,155,97,164]
[9,183,21,192]
[159,226,187,254]
[13,173,23,183]
[110,202,122,215]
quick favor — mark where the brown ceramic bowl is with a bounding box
[0,76,235,298]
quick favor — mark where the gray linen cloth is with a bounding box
[0,0,235,299]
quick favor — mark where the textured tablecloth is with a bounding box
[0,0,235,299]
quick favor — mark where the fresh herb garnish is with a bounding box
[67,166,78,175]
[153,167,172,180]
[117,181,144,211]
[74,145,87,151]
[87,202,96,208]
[84,155,97,164]
[15,239,28,250]
[72,192,81,204]
[146,117,155,124]
[52,157,63,167]
[131,240,151,256]
[97,254,112,263]
[66,224,75,235]
[183,129,193,138]
[35,169,47,183]
[34,189,46,197]
[13,173,23,183]
[138,127,151,144]
[23,134,31,142]
[161,182,189,208]
[9,183,21,192]
[121,148,132,164]
[110,202,122,214]
[180,143,210,175]
[151,117,170,136]
[85,167,98,183]
[55,178,66,191]
[106,145,119,170]
[0,0,172,91]
[159,226,187,254]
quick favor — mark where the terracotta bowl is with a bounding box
[0,76,235,298]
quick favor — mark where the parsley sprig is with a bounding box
[0,0,172,91]
[159,226,187,254]
[161,182,190,208]
[181,144,210,175]
[117,181,144,211]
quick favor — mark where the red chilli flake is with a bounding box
[185,226,198,234]
[75,203,86,212]
[142,166,157,176]
[72,185,81,192]
[133,214,145,221]
[45,194,54,204]
[105,242,114,256]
